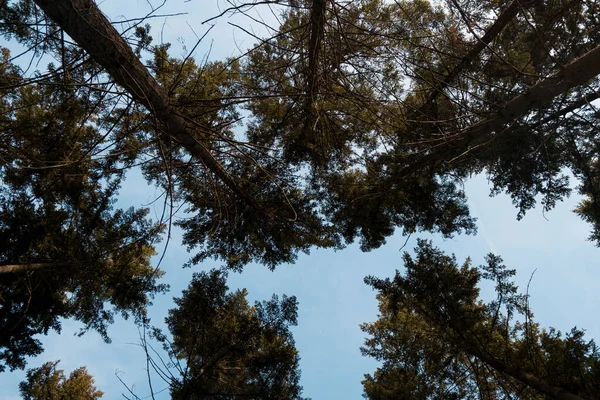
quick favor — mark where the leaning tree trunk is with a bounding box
[468,346,585,400]
[421,0,525,108]
[33,0,256,206]
[400,43,600,177]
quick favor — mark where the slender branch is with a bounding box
[0,262,73,275]
[539,91,600,125]
[421,0,524,109]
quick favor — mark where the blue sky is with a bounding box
[1,1,599,399]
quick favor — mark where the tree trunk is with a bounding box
[401,43,600,176]
[422,0,523,108]
[469,346,585,400]
[306,0,326,103]
[302,0,327,149]
[33,0,255,206]
[457,42,600,154]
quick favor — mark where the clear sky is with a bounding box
[1,1,599,399]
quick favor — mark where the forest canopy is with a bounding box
[1,0,600,398]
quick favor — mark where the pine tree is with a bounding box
[0,46,167,371]
[2,0,600,376]
[19,360,103,399]
[362,240,600,399]
[151,270,305,399]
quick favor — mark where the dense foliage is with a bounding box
[0,0,600,398]
[152,270,305,399]
[0,46,167,371]
[362,241,600,399]
[19,360,103,399]
[1,0,598,268]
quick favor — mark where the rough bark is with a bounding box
[33,0,255,206]
[306,0,326,103]
[462,43,600,148]
[302,0,327,137]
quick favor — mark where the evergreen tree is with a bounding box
[9,0,599,266]
[19,360,103,399]
[0,46,167,372]
[362,240,600,399]
[151,270,305,399]
[2,0,600,378]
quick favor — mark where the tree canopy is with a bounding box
[15,0,600,272]
[148,270,305,400]
[0,0,600,396]
[0,40,167,371]
[362,241,600,399]
[19,360,103,399]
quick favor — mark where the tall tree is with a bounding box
[361,240,600,399]
[149,269,305,400]
[11,0,599,265]
[0,46,167,372]
[19,360,103,399]
[242,0,600,251]
[3,0,600,374]
[0,0,595,260]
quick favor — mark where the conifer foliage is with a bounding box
[362,241,600,399]
[151,270,305,400]
[1,0,600,397]
[19,360,103,399]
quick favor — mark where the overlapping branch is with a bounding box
[402,43,600,175]
[33,0,256,206]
